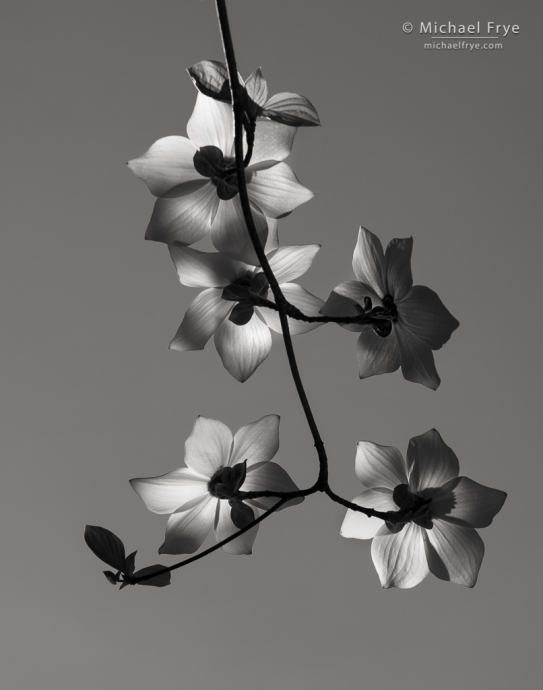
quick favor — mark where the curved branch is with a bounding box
[132,498,288,583]
[216,0,328,486]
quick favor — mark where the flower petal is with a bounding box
[356,326,401,379]
[130,468,209,514]
[352,228,386,297]
[355,441,408,490]
[214,499,259,555]
[245,68,268,107]
[145,184,218,245]
[184,416,233,477]
[430,476,506,528]
[384,237,413,301]
[214,313,272,382]
[246,162,313,218]
[263,218,279,253]
[250,120,296,165]
[340,489,397,540]
[169,246,246,288]
[169,288,232,351]
[371,523,429,589]
[395,323,441,390]
[159,496,217,554]
[407,429,460,493]
[127,136,202,197]
[230,414,280,468]
[267,244,320,283]
[258,284,324,335]
[211,196,269,265]
[320,289,366,332]
[243,461,304,511]
[331,280,382,310]
[187,93,234,155]
[424,520,484,587]
[398,286,459,350]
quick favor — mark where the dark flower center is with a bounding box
[370,294,398,338]
[222,272,270,326]
[193,145,239,200]
[385,483,433,533]
[208,461,248,500]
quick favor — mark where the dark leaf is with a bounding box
[385,513,407,534]
[229,500,255,530]
[392,484,415,510]
[215,176,239,201]
[210,481,232,500]
[229,303,254,326]
[231,460,247,493]
[262,93,321,127]
[124,550,138,576]
[372,320,393,338]
[187,60,231,103]
[245,68,268,108]
[252,272,269,297]
[134,565,171,588]
[192,145,224,178]
[413,515,434,530]
[103,570,120,585]
[222,284,252,302]
[85,525,126,571]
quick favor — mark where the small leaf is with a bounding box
[219,466,236,491]
[372,319,393,338]
[85,525,126,571]
[229,303,254,326]
[222,284,252,302]
[187,60,231,103]
[262,93,321,127]
[245,68,268,108]
[215,176,239,201]
[134,565,171,588]
[252,273,269,297]
[103,570,120,585]
[124,550,137,576]
[392,484,415,510]
[229,500,255,530]
[413,515,434,530]
[193,145,224,178]
[385,512,407,534]
[210,481,232,500]
[231,460,248,493]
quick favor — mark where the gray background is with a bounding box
[2,0,541,688]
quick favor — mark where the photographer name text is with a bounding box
[421,22,519,37]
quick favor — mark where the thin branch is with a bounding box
[250,295,390,326]
[132,498,288,583]
[216,0,328,486]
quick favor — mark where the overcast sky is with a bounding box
[2,1,541,688]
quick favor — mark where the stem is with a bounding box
[133,498,288,583]
[251,295,390,326]
[216,0,328,487]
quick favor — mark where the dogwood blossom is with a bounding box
[168,241,323,382]
[321,227,459,389]
[340,429,506,588]
[188,61,321,128]
[130,415,303,555]
[128,87,313,263]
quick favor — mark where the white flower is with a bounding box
[321,227,459,389]
[130,415,303,555]
[340,429,506,588]
[128,91,313,263]
[168,241,323,382]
